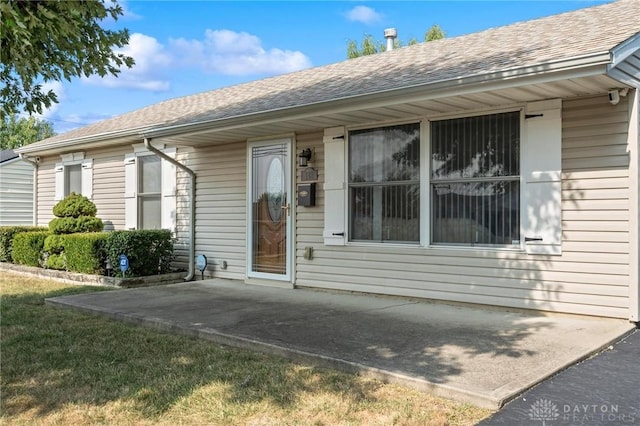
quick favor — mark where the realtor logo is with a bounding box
[529,399,560,425]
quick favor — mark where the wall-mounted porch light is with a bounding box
[298,148,312,167]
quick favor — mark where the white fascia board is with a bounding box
[607,33,640,88]
[15,126,154,156]
[145,54,611,140]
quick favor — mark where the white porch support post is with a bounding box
[628,89,639,322]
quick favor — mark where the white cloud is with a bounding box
[170,29,312,76]
[118,0,142,20]
[346,5,382,24]
[84,33,171,91]
[44,112,115,134]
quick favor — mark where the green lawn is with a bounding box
[0,271,491,425]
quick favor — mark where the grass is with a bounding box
[0,271,492,425]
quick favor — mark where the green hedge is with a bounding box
[12,231,49,267]
[106,230,174,277]
[0,226,48,262]
[64,233,108,274]
[45,253,66,270]
[43,234,66,255]
[49,216,104,235]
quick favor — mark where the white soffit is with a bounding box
[156,73,622,148]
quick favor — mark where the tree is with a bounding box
[425,24,445,42]
[0,0,135,118]
[347,24,446,58]
[0,114,56,150]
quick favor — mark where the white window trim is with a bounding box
[54,152,92,200]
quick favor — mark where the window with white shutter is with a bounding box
[123,147,177,232]
[54,152,92,200]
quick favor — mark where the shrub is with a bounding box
[12,231,48,267]
[44,234,66,255]
[45,253,67,270]
[0,226,48,262]
[65,233,108,274]
[52,193,97,218]
[106,230,174,277]
[49,216,104,235]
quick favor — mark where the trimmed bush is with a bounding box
[65,233,108,274]
[12,231,49,267]
[49,216,104,235]
[44,234,66,255]
[52,193,97,218]
[45,253,67,270]
[0,226,48,262]
[106,230,174,277]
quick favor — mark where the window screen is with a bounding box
[430,111,520,246]
[349,123,420,243]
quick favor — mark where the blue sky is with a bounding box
[40,0,611,134]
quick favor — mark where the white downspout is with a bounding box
[627,89,639,322]
[143,138,196,282]
[18,153,38,226]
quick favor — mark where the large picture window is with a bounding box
[430,111,520,246]
[349,123,420,243]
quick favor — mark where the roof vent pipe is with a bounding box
[384,28,397,51]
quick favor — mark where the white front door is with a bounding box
[247,139,292,281]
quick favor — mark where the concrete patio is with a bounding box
[46,279,635,409]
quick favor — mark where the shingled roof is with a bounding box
[19,0,640,153]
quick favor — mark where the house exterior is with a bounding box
[17,0,640,320]
[0,149,35,226]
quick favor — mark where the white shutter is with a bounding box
[124,154,137,230]
[323,126,346,245]
[161,148,177,233]
[54,164,64,201]
[81,160,93,199]
[523,99,562,255]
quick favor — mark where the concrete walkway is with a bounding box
[480,329,639,425]
[46,279,635,409]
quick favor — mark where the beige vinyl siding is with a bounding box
[89,146,128,230]
[295,94,631,318]
[36,158,56,226]
[0,159,34,226]
[295,131,325,249]
[175,142,247,279]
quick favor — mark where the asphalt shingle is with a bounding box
[28,0,640,147]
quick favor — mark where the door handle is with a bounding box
[280,203,291,216]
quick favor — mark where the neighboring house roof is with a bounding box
[0,149,19,164]
[18,0,640,155]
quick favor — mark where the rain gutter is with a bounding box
[143,138,196,282]
[143,51,612,139]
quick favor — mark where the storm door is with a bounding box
[248,139,292,281]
